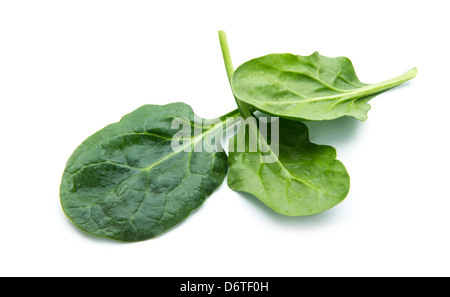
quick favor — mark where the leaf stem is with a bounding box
[219,108,240,121]
[367,67,418,94]
[218,30,280,163]
[218,30,253,119]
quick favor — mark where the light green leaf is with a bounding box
[231,52,417,121]
[60,103,238,242]
[227,116,350,216]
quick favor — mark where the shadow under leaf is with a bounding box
[305,116,362,146]
[237,191,345,227]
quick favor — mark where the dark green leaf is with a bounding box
[60,103,237,242]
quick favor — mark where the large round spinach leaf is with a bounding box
[60,103,236,241]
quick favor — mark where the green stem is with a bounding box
[219,108,240,122]
[218,30,253,119]
[218,30,235,84]
[361,67,417,96]
[218,30,279,163]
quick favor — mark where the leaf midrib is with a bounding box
[246,122,318,194]
[69,114,240,178]
[142,115,238,172]
[244,68,417,106]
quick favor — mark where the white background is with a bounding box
[1,0,449,277]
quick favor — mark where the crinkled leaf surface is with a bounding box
[227,117,350,216]
[60,103,233,242]
[231,52,417,121]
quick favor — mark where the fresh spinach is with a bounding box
[227,117,350,216]
[231,52,417,121]
[60,31,416,241]
[60,103,239,241]
[219,32,349,216]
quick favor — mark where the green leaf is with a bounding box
[227,116,350,216]
[231,52,417,121]
[60,103,238,242]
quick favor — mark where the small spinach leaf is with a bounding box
[227,116,350,216]
[60,103,238,242]
[231,52,417,121]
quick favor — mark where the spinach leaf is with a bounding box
[227,117,350,216]
[231,53,417,121]
[219,31,350,216]
[60,103,238,242]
